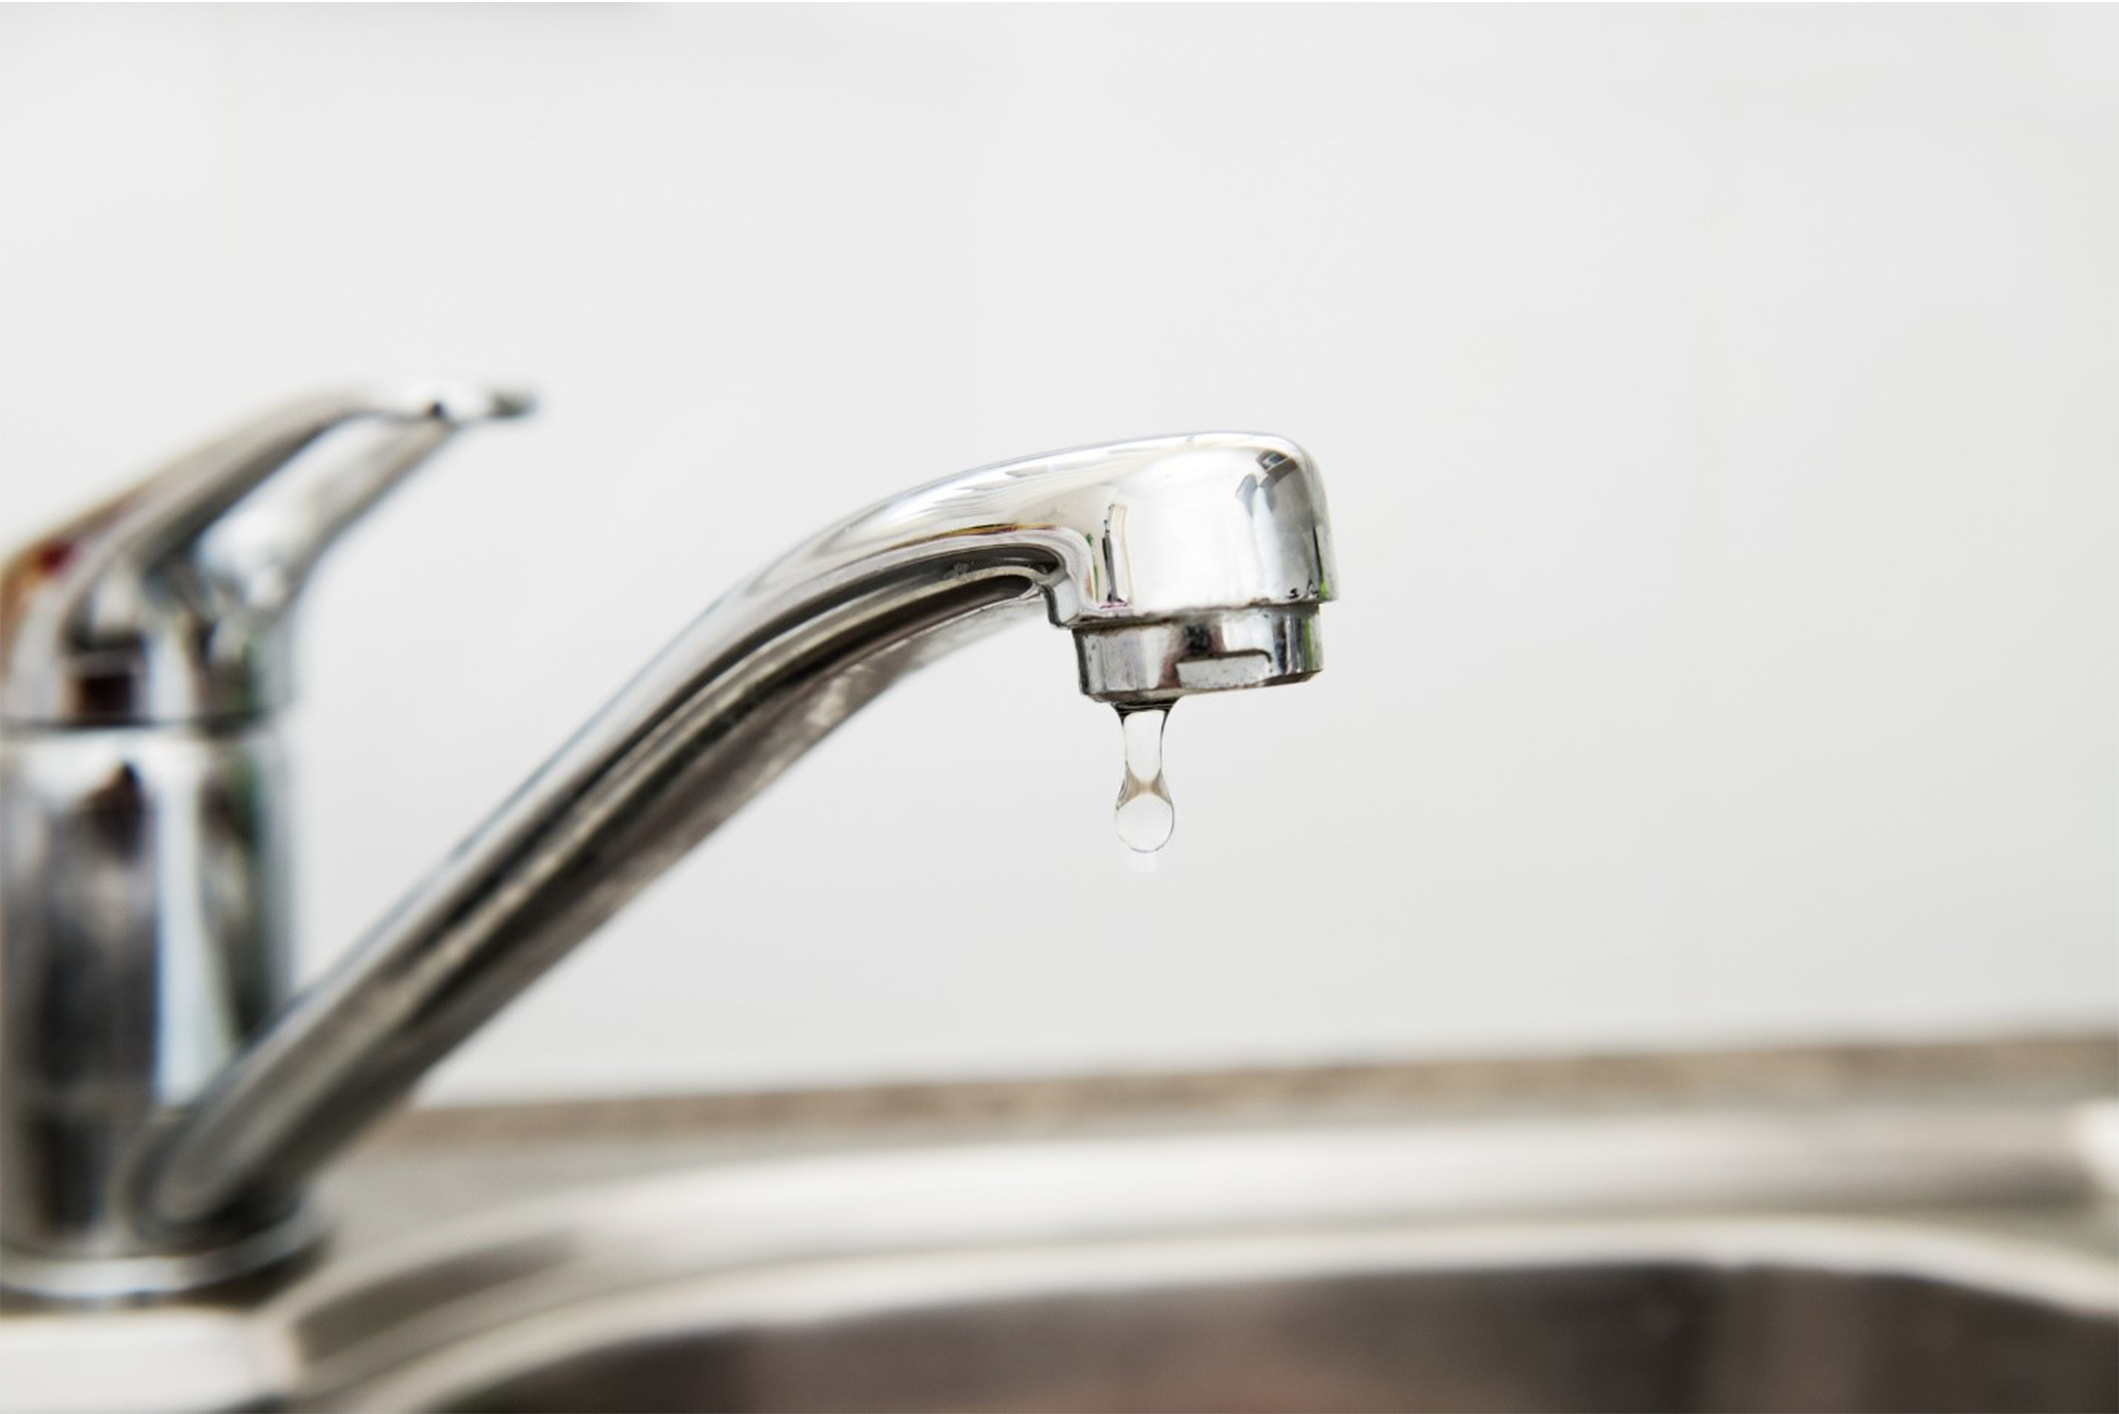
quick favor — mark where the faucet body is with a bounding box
[0,389,1334,1301]
[1,387,534,1298]
[1,705,306,1294]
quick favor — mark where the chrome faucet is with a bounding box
[0,384,1335,1301]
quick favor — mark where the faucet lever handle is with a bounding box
[1,381,533,726]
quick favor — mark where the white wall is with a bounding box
[3,6,2114,1102]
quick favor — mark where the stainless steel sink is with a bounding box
[6,1073,2116,1414]
[435,1235,2116,1414]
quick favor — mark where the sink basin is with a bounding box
[5,1098,2115,1414]
[440,1235,2115,1414]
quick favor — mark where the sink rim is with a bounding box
[5,1101,2113,1414]
[279,1103,2116,1408]
[322,1211,2119,1414]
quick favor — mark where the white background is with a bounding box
[3,6,2114,1103]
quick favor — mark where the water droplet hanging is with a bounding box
[1113,704,1175,853]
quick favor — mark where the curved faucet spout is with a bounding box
[135,433,1335,1240]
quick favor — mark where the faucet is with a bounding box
[0,383,1335,1301]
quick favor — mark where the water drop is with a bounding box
[1113,704,1175,853]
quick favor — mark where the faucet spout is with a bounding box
[134,433,1335,1251]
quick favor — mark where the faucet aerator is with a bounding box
[1072,604,1324,706]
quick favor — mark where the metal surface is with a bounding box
[0,383,533,727]
[2,1101,2111,1413]
[420,1236,2119,1414]
[0,386,529,1296]
[0,404,1335,1298]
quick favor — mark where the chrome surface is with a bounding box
[1,1100,2112,1413]
[0,401,1335,1298]
[0,383,533,727]
[0,385,528,1296]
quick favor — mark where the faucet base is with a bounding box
[0,1203,322,1304]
